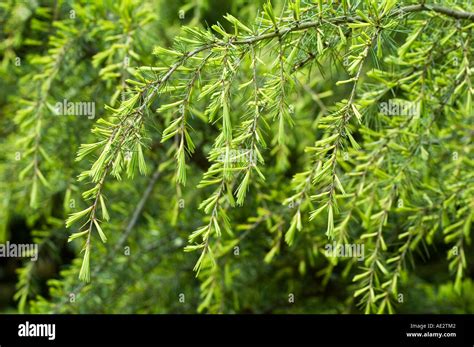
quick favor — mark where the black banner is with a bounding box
[0,314,473,345]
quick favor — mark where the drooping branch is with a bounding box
[55,163,163,312]
[400,4,474,20]
[231,4,474,46]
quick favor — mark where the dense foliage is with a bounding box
[0,0,473,314]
